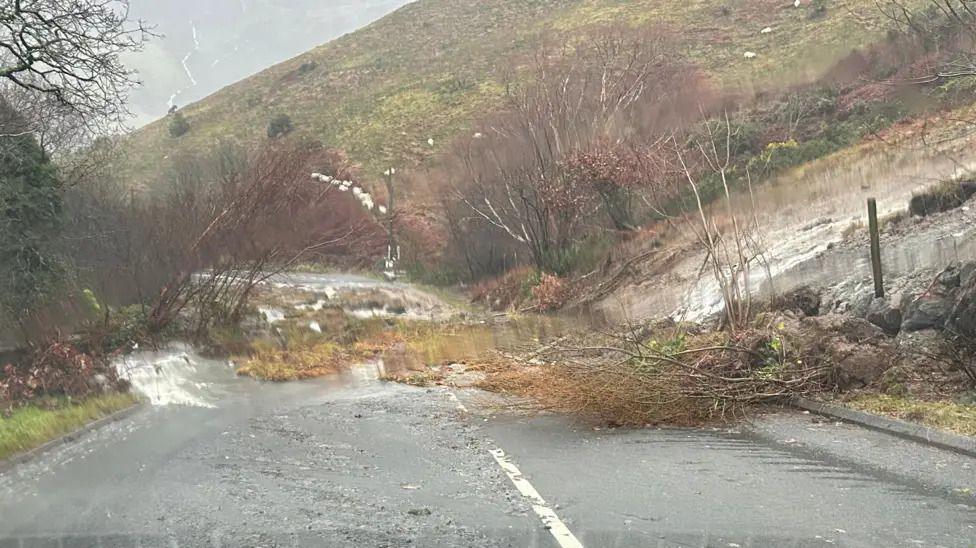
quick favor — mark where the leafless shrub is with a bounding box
[60,140,385,342]
[0,341,123,410]
[531,273,571,311]
[670,114,771,330]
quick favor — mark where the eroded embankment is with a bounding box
[592,131,976,324]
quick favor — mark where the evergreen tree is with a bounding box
[267,113,293,139]
[169,111,190,138]
[0,105,64,321]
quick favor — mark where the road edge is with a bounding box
[791,397,976,459]
[0,399,145,475]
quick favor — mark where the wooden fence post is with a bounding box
[868,198,884,298]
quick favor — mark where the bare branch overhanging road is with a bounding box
[0,363,974,548]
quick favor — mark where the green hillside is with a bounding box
[122,0,923,184]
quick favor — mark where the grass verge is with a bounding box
[846,394,976,437]
[0,392,139,461]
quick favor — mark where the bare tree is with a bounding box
[670,114,770,331]
[449,25,699,273]
[0,0,150,144]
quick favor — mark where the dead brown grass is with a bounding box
[475,360,710,426]
[235,341,350,382]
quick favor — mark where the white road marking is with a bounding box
[488,448,584,548]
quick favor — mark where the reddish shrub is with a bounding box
[470,266,538,311]
[0,342,123,410]
[532,274,571,311]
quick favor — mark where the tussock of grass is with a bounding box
[0,393,138,461]
[231,307,464,381]
[381,370,444,387]
[909,178,976,217]
[846,394,976,437]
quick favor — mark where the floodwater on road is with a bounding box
[3,272,971,547]
[2,376,974,547]
[114,272,583,410]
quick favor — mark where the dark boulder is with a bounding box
[947,265,976,340]
[902,294,953,332]
[909,180,976,217]
[865,297,902,335]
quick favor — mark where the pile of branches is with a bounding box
[479,324,832,425]
[0,342,125,412]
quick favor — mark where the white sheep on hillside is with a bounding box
[310,172,380,213]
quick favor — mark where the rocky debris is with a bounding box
[771,286,821,317]
[820,278,874,317]
[820,261,976,339]
[828,339,896,389]
[900,265,962,332]
[895,328,951,358]
[785,315,895,389]
[800,314,886,344]
[762,259,976,391]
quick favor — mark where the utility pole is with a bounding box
[383,167,399,281]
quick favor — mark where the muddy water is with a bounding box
[113,274,404,408]
[114,344,239,408]
[117,274,582,407]
[377,313,582,376]
[596,132,976,322]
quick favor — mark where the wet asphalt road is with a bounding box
[1,367,975,547]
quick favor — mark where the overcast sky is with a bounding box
[124,0,412,127]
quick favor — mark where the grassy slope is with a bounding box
[122,0,926,186]
[0,393,138,461]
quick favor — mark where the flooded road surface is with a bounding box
[1,275,975,546]
[1,371,974,546]
[596,132,976,322]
